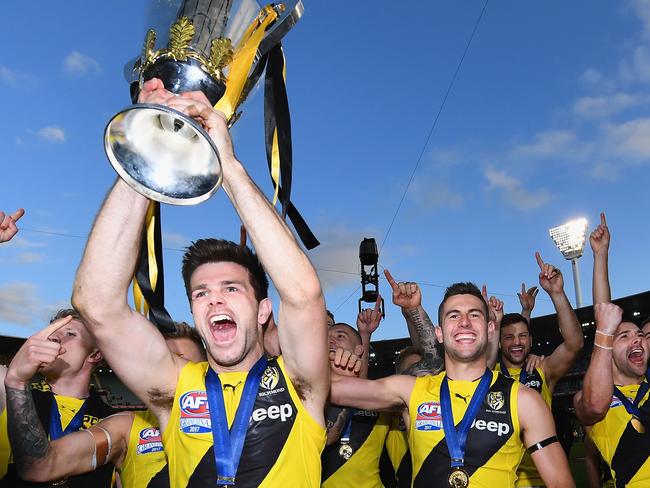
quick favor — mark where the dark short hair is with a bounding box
[437,282,489,325]
[51,308,83,324]
[181,239,269,302]
[332,322,363,347]
[395,345,424,373]
[641,315,650,329]
[326,310,335,323]
[163,322,206,360]
[500,313,530,332]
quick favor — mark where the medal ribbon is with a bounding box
[613,381,649,421]
[440,369,492,468]
[49,397,88,440]
[206,355,268,485]
[499,359,527,384]
[340,411,353,444]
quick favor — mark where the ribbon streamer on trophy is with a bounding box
[103,0,316,332]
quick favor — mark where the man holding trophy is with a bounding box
[72,1,329,487]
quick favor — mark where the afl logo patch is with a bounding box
[487,391,504,411]
[179,391,211,434]
[415,402,443,431]
[137,427,163,455]
[260,366,280,390]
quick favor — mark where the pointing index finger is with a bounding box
[535,251,545,270]
[33,315,73,340]
[11,208,25,222]
[374,294,382,314]
[600,212,606,226]
[383,269,398,290]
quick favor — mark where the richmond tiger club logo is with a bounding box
[137,427,163,455]
[487,391,505,411]
[180,390,211,434]
[260,366,280,390]
[416,402,443,431]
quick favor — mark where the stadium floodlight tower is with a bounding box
[549,218,589,308]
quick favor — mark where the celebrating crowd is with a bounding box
[0,80,648,487]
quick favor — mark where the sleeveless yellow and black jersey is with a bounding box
[409,371,524,488]
[0,381,116,487]
[162,356,325,487]
[495,364,551,487]
[321,407,391,487]
[589,382,650,487]
[120,410,169,488]
[379,414,411,488]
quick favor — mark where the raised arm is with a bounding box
[330,373,414,413]
[574,303,622,426]
[4,317,130,481]
[384,269,443,375]
[171,89,328,416]
[518,386,575,488]
[0,208,25,243]
[535,252,583,389]
[356,295,383,379]
[483,287,504,370]
[590,212,611,304]
[72,81,183,422]
[518,283,538,324]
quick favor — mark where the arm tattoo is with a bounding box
[405,307,443,375]
[402,352,444,376]
[6,385,50,472]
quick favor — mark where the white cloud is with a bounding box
[408,180,463,211]
[631,0,650,38]
[0,283,69,332]
[573,93,646,118]
[484,167,551,210]
[14,253,46,264]
[509,130,577,159]
[579,67,603,85]
[163,232,191,249]
[603,117,650,161]
[0,65,35,86]
[619,44,650,82]
[589,162,620,181]
[39,126,66,143]
[309,225,380,291]
[63,51,101,76]
[4,236,46,249]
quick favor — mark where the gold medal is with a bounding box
[338,442,354,460]
[448,467,469,488]
[631,417,646,434]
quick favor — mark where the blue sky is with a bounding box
[2,1,650,340]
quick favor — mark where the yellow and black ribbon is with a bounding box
[262,44,319,249]
[133,201,174,333]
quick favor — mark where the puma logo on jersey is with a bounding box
[471,419,510,436]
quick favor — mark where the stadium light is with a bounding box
[549,218,588,308]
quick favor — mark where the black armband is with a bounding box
[527,435,558,454]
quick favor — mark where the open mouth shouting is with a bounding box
[628,346,646,367]
[209,313,237,343]
[508,345,526,359]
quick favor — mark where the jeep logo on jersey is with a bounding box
[525,380,541,390]
[487,391,504,410]
[470,418,510,436]
[251,403,293,423]
[415,402,443,431]
[260,366,280,390]
[137,427,163,455]
[180,390,212,434]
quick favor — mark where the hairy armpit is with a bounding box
[147,387,175,412]
[291,376,312,402]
